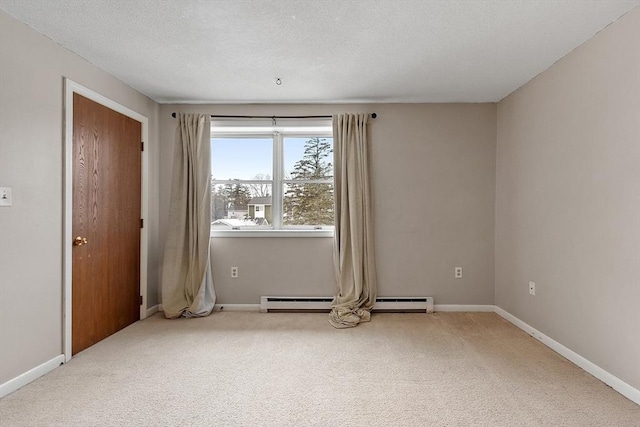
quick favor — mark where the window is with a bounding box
[211,119,333,235]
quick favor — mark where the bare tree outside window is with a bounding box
[248,174,272,198]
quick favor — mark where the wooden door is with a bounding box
[72,93,141,355]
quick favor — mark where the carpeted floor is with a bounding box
[0,312,638,426]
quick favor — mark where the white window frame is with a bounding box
[211,120,334,238]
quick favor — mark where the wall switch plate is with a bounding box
[454,267,463,279]
[0,187,12,207]
[529,281,536,296]
[231,266,238,278]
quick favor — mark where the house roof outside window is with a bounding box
[248,197,272,205]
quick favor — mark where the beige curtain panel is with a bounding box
[329,113,377,329]
[161,113,216,318]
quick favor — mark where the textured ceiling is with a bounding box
[1,0,638,103]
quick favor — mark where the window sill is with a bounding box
[210,229,334,238]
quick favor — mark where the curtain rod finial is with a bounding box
[371,113,377,119]
[171,112,177,118]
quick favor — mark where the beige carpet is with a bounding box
[0,312,638,426]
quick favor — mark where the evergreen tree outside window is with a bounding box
[283,137,333,226]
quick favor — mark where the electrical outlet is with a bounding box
[529,281,536,296]
[0,187,12,207]
[231,266,238,278]
[454,267,463,279]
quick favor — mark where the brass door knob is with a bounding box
[73,236,88,246]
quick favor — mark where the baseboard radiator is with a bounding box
[260,296,434,313]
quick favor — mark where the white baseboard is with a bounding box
[214,304,261,312]
[146,305,159,317]
[224,303,494,313]
[434,304,495,312]
[494,306,640,405]
[156,303,261,313]
[0,354,65,398]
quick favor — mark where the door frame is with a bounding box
[63,78,149,362]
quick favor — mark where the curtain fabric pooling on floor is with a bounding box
[329,113,377,329]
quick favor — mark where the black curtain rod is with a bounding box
[170,112,377,119]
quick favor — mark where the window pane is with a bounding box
[283,183,334,226]
[212,183,273,228]
[212,138,272,180]
[283,137,333,180]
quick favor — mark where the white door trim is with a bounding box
[63,78,149,362]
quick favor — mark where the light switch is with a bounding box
[0,187,12,207]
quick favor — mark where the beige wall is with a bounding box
[160,103,497,305]
[0,12,160,384]
[496,6,640,390]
